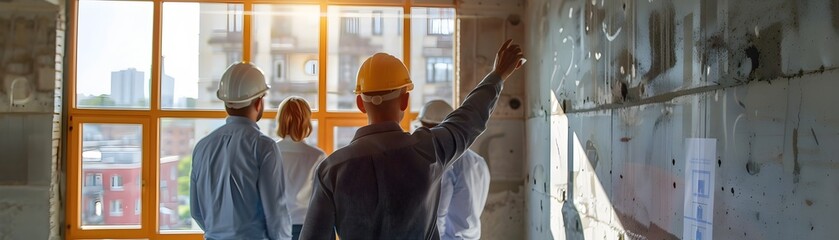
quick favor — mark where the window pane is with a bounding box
[327,6,403,111]
[161,3,243,109]
[252,5,320,110]
[258,119,319,146]
[333,126,360,150]
[410,7,455,110]
[158,118,226,232]
[76,1,152,109]
[81,123,142,228]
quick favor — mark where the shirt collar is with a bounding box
[226,115,260,130]
[279,137,301,144]
[352,121,403,142]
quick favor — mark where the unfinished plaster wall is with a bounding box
[0,0,64,239]
[457,0,527,238]
[525,0,839,239]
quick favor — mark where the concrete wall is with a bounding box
[0,0,64,239]
[525,0,839,239]
[457,0,527,238]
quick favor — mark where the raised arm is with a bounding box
[425,39,525,167]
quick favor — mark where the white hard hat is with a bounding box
[217,62,270,109]
[418,100,454,124]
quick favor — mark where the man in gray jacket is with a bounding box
[300,40,524,239]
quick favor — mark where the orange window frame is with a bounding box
[65,0,457,239]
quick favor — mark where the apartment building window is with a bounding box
[85,173,102,186]
[68,1,455,238]
[275,60,285,81]
[135,199,141,215]
[426,57,453,83]
[227,4,243,33]
[372,11,383,35]
[110,200,123,217]
[110,175,123,190]
[304,59,318,76]
[341,12,359,35]
[161,180,169,202]
[427,8,454,35]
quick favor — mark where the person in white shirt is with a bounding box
[417,100,491,240]
[274,97,326,240]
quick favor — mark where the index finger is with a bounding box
[498,39,513,56]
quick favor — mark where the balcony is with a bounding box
[208,30,243,45]
[83,185,103,196]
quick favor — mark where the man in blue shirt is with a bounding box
[418,100,491,240]
[191,62,292,240]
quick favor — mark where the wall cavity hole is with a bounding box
[507,14,521,26]
[509,98,521,109]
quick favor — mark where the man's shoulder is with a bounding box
[453,149,487,170]
[463,149,484,160]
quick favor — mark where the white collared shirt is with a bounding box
[437,149,490,240]
[276,138,326,225]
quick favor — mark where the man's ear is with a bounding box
[356,95,367,113]
[399,92,409,111]
[253,97,263,110]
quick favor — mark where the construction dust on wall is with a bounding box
[525,0,839,239]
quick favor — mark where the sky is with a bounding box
[76,1,201,99]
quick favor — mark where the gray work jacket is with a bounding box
[300,72,503,240]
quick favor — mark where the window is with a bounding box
[275,59,285,80]
[327,6,403,111]
[94,201,102,217]
[426,57,453,83]
[398,10,403,35]
[410,8,455,109]
[110,200,123,217]
[160,2,243,110]
[341,12,359,35]
[253,5,320,109]
[372,11,383,36]
[227,4,243,33]
[75,0,152,109]
[111,175,123,190]
[69,1,455,238]
[85,173,102,186]
[161,181,169,202]
[135,199,141,215]
[427,8,454,35]
[304,59,318,76]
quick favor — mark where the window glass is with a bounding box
[81,123,142,228]
[410,7,455,110]
[76,1,153,109]
[327,6,403,111]
[158,118,225,232]
[161,2,243,109]
[333,126,360,150]
[252,5,320,110]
